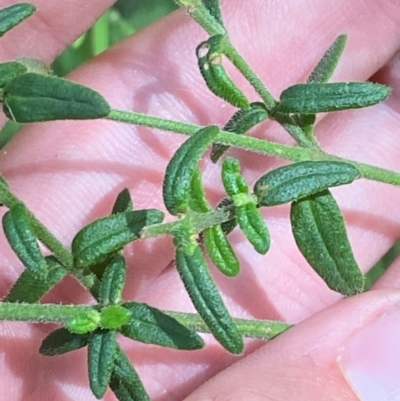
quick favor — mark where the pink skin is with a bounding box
[0,0,400,400]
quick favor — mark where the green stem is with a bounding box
[0,301,97,324]
[166,311,291,340]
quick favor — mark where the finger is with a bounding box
[184,289,400,401]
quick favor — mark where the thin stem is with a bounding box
[0,301,97,324]
[165,311,291,340]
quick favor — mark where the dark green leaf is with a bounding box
[236,203,270,254]
[72,209,164,268]
[175,242,243,354]
[0,61,27,88]
[163,126,219,215]
[211,103,268,162]
[290,190,364,295]
[2,203,47,278]
[88,329,117,399]
[3,73,111,122]
[4,256,66,303]
[275,82,391,114]
[254,161,360,207]
[112,188,133,214]
[202,0,223,25]
[203,225,240,276]
[98,255,126,306]
[308,35,347,84]
[110,348,150,401]
[197,35,249,109]
[120,302,204,350]
[0,3,35,36]
[39,328,89,356]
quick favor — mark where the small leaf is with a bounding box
[72,209,164,268]
[188,168,212,213]
[0,3,35,36]
[202,0,223,25]
[221,157,249,196]
[112,188,133,214]
[65,309,101,334]
[39,328,90,356]
[217,197,237,235]
[98,255,126,306]
[4,256,66,303]
[3,73,111,122]
[254,161,360,207]
[175,242,243,354]
[203,225,240,276]
[211,103,268,162]
[88,329,117,399]
[110,348,151,401]
[120,302,204,350]
[308,35,347,84]
[236,203,270,254]
[100,305,131,330]
[197,35,249,109]
[163,126,219,215]
[0,61,27,88]
[2,203,48,278]
[290,190,364,295]
[275,82,391,114]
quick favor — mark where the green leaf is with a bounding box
[65,309,101,335]
[175,242,243,354]
[163,126,219,215]
[307,35,347,84]
[120,302,205,350]
[72,209,164,268]
[236,203,270,254]
[4,256,66,303]
[290,190,364,295]
[0,3,35,36]
[196,35,249,109]
[88,329,117,399]
[202,0,223,25]
[188,168,212,213]
[2,203,48,278]
[203,225,240,276]
[3,73,111,122]
[100,305,131,330]
[112,188,133,214]
[211,103,268,162]
[39,328,90,356]
[109,348,150,401]
[254,161,360,207]
[0,61,27,88]
[275,82,391,114]
[98,255,126,306]
[221,157,249,196]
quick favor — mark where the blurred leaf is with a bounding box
[0,3,35,36]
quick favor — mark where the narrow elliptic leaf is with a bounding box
[109,348,150,401]
[88,329,117,399]
[275,82,391,114]
[217,197,237,235]
[72,209,164,268]
[163,126,219,215]
[236,203,270,254]
[4,256,67,303]
[0,61,27,88]
[203,225,240,276]
[175,242,243,354]
[112,188,133,214]
[3,73,111,122]
[189,168,212,213]
[202,0,223,25]
[211,103,268,162]
[2,203,48,278]
[308,35,347,84]
[290,190,364,295]
[197,35,249,109]
[120,302,204,350]
[0,3,35,36]
[221,157,249,197]
[254,161,360,207]
[39,328,89,356]
[98,255,126,306]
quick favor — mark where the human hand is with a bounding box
[1,0,400,400]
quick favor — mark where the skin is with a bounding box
[0,0,400,399]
